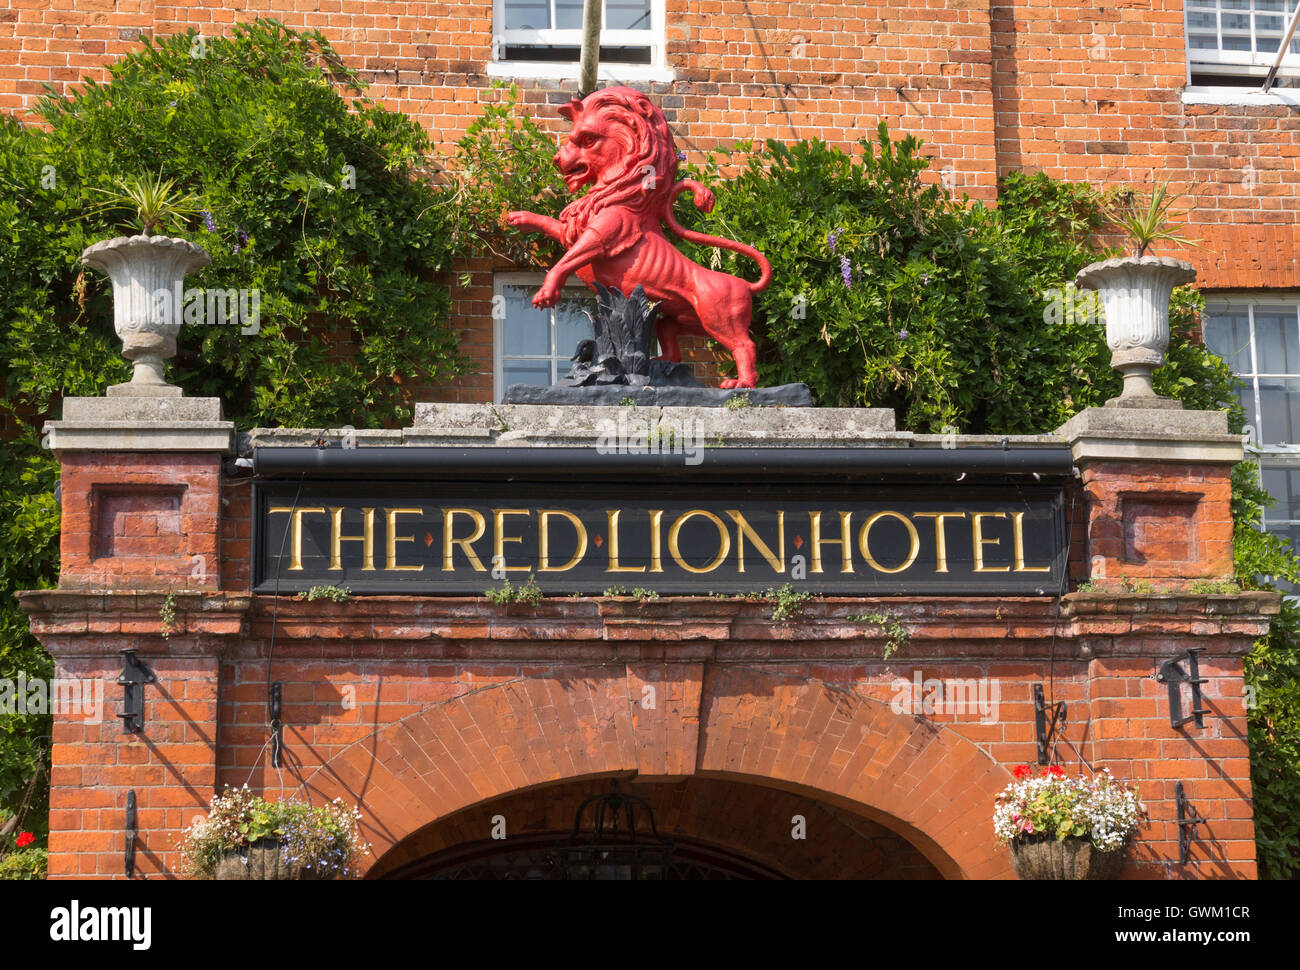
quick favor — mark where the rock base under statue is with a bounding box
[503,383,815,407]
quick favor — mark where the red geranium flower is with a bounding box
[15,832,34,848]
[1047,765,1066,777]
[1012,765,1032,780]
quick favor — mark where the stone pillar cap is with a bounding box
[1054,406,1243,465]
[44,396,235,454]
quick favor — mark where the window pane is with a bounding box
[1258,378,1300,445]
[1236,383,1258,433]
[555,0,583,29]
[505,0,551,30]
[502,358,554,388]
[607,0,653,29]
[1203,309,1253,372]
[1254,305,1300,374]
[502,285,551,356]
[1260,466,1300,521]
[555,293,597,357]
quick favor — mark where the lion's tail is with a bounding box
[664,180,773,294]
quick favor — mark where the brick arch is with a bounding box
[301,665,1014,880]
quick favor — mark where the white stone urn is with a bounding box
[81,234,210,397]
[1074,255,1196,408]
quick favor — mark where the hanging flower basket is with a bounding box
[212,837,334,881]
[994,766,1146,880]
[1008,834,1126,880]
[180,786,368,881]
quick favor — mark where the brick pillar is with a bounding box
[29,396,236,879]
[1058,406,1270,877]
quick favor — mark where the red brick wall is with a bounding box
[21,440,1276,880]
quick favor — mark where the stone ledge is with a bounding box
[46,396,235,454]
[1055,406,1243,465]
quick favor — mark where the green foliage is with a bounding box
[299,584,351,603]
[723,393,753,411]
[1104,182,1199,258]
[846,611,911,660]
[444,82,567,268]
[1232,460,1300,879]
[86,170,204,236]
[766,583,812,623]
[0,846,47,880]
[14,19,464,432]
[484,573,543,607]
[673,136,1228,434]
[159,591,177,638]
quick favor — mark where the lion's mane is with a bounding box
[557,87,679,246]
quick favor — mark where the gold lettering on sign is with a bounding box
[859,510,919,574]
[725,510,785,574]
[268,507,326,571]
[329,507,375,571]
[809,511,854,574]
[493,509,531,572]
[648,509,665,573]
[538,510,588,572]
[385,508,425,571]
[912,512,967,573]
[1012,511,1052,572]
[668,510,731,574]
[972,512,1010,572]
[605,510,645,573]
[441,508,486,572]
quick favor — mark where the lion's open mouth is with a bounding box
[560,162,590,187]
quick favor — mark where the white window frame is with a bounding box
[1203,293,1300,589]
[1185,0,1300,86]
[487,0,674,83]
[493,272,597,402]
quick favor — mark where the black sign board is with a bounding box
[252,477,1069,596]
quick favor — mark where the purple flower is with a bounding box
[898,329,909,339]
[920,273,931,285]
[827,228,842,253]
[201,209,216,232]
[840,255,852,289]
[233,227,248,254]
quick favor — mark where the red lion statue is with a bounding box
[506,86,772,389]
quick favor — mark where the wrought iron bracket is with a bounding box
[116,648,156,734]
[1175,781,1204,865]
[1156,647,1209,730]
[125,790,137,877]
[1033,684,1067,765]
[269,682,283,768]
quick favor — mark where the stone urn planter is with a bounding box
[213,839,332,881]
[1009,835,1125,880]
[1074,255,1196,408]
[80,234,210,397]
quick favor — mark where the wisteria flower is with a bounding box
[827,228,842,252]
[200,209,216,233]
[840,255,852,289]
